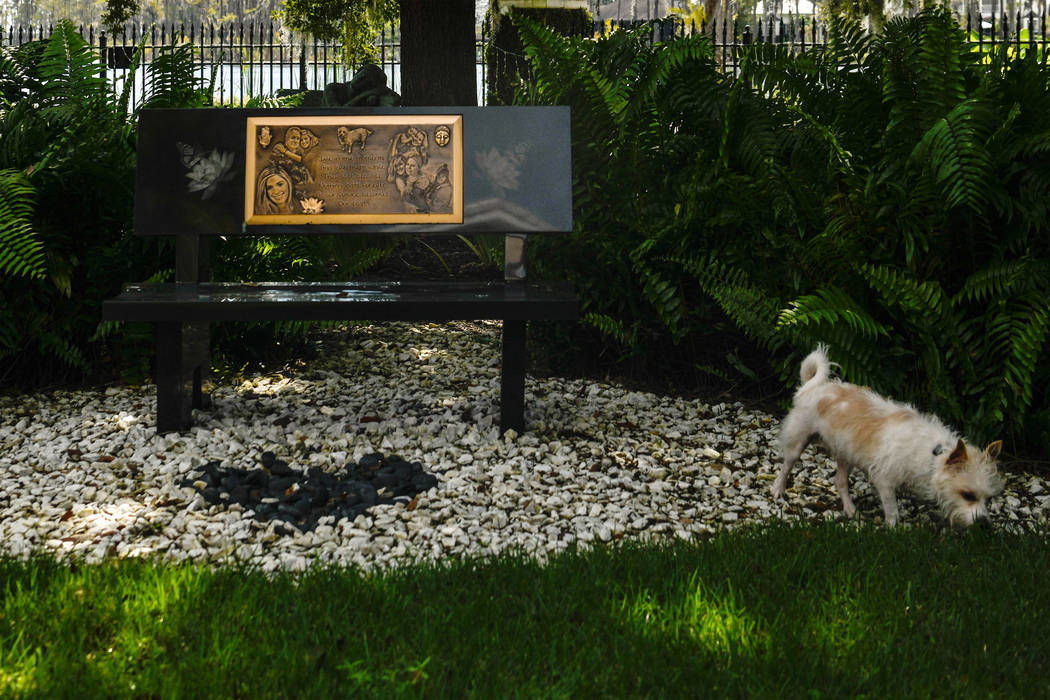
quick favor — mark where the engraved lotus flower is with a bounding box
[185,149,235,200]
[299,197,324,215]
[475,145,526,193]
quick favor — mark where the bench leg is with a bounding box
[155,321,210,433]
[500,320,526,434]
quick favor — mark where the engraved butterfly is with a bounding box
[178,142,235,201]
[177,141,203,169]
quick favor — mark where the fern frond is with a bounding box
[880,8,970,156]
[116,35,149,116]
[0,168,45,280]
[671,254,783,351]
[976,293,1050,430]
[582,312,637,347]
[860,263,946,316]
[273,319,342,336]
[633,260,686,341]
[956,259,1048,303]
[137,43,211,110]
[37,20,107,106]
[777,286,889,339]
[909,99,992,210]
[37,331,88,370]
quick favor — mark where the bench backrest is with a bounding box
[134,106,572,238]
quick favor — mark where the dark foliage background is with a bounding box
[515,8,1050,458]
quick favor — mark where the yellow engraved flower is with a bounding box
[299,197,324,215]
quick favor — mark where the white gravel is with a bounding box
[1,320,1047,572]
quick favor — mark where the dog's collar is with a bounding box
[933,444,945,456]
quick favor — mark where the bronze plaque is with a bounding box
[245,115,463,225]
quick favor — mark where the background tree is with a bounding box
[822,0,887,33]
[398,0,477,105]
[254,0,477,105]
[275,0,399,66]
[485,0,590,105]
[100,0,289,31]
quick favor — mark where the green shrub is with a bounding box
[0,22,212,388]
[517,8,1050,457]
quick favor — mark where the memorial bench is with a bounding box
[103,107,578,434]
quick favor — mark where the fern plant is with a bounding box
[516,16,781,379]
[757,9,1050,451]
[0,21,213,387]
[516,7,1050,456]
[0,169,44,281]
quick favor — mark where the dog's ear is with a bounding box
[984,440,1003,460]
[946,439,968,469]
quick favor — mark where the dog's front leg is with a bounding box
[873,479,900,526]
[835,461,856,518]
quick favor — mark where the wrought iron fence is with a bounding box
[4,23,421,107]
[2,14,1047,108]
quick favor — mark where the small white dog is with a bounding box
[774,346,1002,526]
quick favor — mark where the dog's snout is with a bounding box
[970,515,993,531]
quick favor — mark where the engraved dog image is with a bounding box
[337,127,374,153]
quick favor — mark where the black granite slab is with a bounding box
[103,280,579,322]
[134,106,572,237]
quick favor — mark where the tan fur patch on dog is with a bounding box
[816,386,913,459]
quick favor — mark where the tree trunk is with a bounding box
[399,0,478,106]
[485,1,591,106]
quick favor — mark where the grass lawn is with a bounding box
[1,521,1047,698]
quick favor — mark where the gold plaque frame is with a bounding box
[245,115,463,225]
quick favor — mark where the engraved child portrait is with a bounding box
[387,126,429,183]
[257,125,272,148]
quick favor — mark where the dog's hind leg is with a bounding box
[774,413,812,499]
[835,461,856,518]
[776,407,814,501]
[773,453,800,499]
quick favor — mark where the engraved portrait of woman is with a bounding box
[255,165,296,215]
[387,126,429,183]
[401,155,432,212]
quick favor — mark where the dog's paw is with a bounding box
[772,479,787,499]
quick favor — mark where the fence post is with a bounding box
[99,30,107,81]
[299,39,307,91]
[742,25,752,87]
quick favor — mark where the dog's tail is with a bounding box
[798,344,832,390]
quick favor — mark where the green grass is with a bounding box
[2,521,1049,698]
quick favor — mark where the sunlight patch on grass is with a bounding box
[0,635,40,697]
[617,576,768,658]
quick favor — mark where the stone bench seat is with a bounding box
[104,281,578,322]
